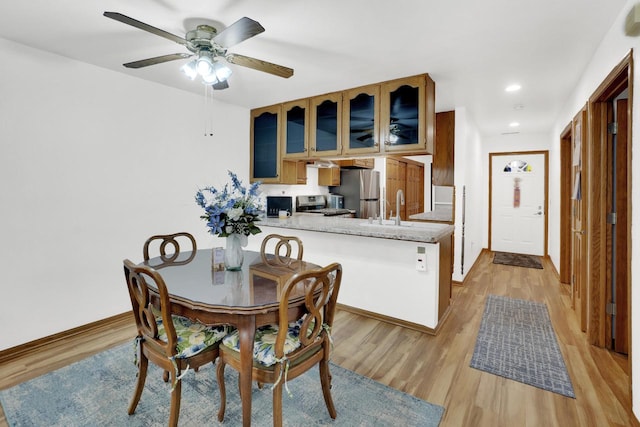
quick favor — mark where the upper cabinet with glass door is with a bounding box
[309,92,342,157]
[281,99,310,159]
[250,105,281,183]
[380,75,435,154]
[342,84,381,155]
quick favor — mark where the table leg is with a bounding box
[238,316,256,427]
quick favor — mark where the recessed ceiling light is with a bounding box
[505,84,521,92]
[509,122,520,127]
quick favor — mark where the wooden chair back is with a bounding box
[123,259,178,358]
[276,262,342,359]
[143,232,197,267]
[260,233,304,268]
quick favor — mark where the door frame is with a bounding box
[488,150,549,256]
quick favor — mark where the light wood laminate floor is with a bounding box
[0,250,637,426]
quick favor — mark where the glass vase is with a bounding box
[224,233,244,271]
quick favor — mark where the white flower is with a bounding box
[227,207,244,221]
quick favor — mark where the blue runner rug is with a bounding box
[0,342,444,426]
[470,294,575,398]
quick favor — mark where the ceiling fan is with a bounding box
[103,12,294,90]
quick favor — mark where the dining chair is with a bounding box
[216,262,343,427]
[143,232,197,266]
[260,233,304,268]
[123,259,227,427]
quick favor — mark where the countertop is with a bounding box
[409,205,453,223]
[258,215,454,243]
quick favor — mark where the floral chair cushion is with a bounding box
[222,319,304,367]
[153,308,227,359]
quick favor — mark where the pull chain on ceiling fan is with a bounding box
[103,12,294,89]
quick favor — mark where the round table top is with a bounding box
[143,249,318,310]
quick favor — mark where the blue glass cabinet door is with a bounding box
[281,99,309,159]
[342,84,380,155]
[309,92,342,156]
[251,105,281,183]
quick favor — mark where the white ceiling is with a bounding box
[0,0,628,136]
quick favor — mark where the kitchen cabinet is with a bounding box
[337,158,374,169]
[250,105,281,183]
[380,75,434,154]
[309,92,342,156]
[433,110,455,186]
[251,74,436,184]
[281,99,310,159]
[318,167,340,186]
[342,84,381,155]
[281,160,308,184]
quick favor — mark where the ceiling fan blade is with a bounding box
[212,80,230,90]
[213,17,265,48]
[226,54,293,78]
[103,12,187,46]
[123,53,192,69]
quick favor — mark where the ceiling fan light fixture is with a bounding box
[212,61,233,82]
[180,60,198,80]
[196,53,214,76]
[201,71,220,85]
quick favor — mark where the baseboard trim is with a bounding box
[337,303,439,335]
[0,312,134,365]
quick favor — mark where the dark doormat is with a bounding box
[493,252,543,269]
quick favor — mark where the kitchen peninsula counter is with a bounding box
[409,205,453,223]
[247,215,454,333]
[258,215,453,243]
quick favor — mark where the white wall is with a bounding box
[549,0,640,416]
[452,108,484,282]
[0,38,250,350]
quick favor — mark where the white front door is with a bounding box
[490,152,546,256]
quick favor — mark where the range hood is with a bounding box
[308,160,339,168]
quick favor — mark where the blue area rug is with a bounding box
[0,342,444,426]
[470,294,575,398]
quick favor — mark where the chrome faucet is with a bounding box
[395,189,405,225]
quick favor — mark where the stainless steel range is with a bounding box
[296,195,355,217]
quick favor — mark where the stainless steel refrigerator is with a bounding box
[333,169,380,218]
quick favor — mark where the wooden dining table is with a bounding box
[143,249,320,427]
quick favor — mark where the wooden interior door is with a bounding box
[385,157,407,220]
[559,123,572,285]
[606,97,629,354]
[406,163,424,217]
[571,108,587,332]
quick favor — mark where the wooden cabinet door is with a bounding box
[309,92,342,156]
[251,105,281,183]
[318,167,340,186]
[281,99,309,159]
[342,84,380,155]
[406,163,424,217]
[385,157,407,219]
[433,111,455,186]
